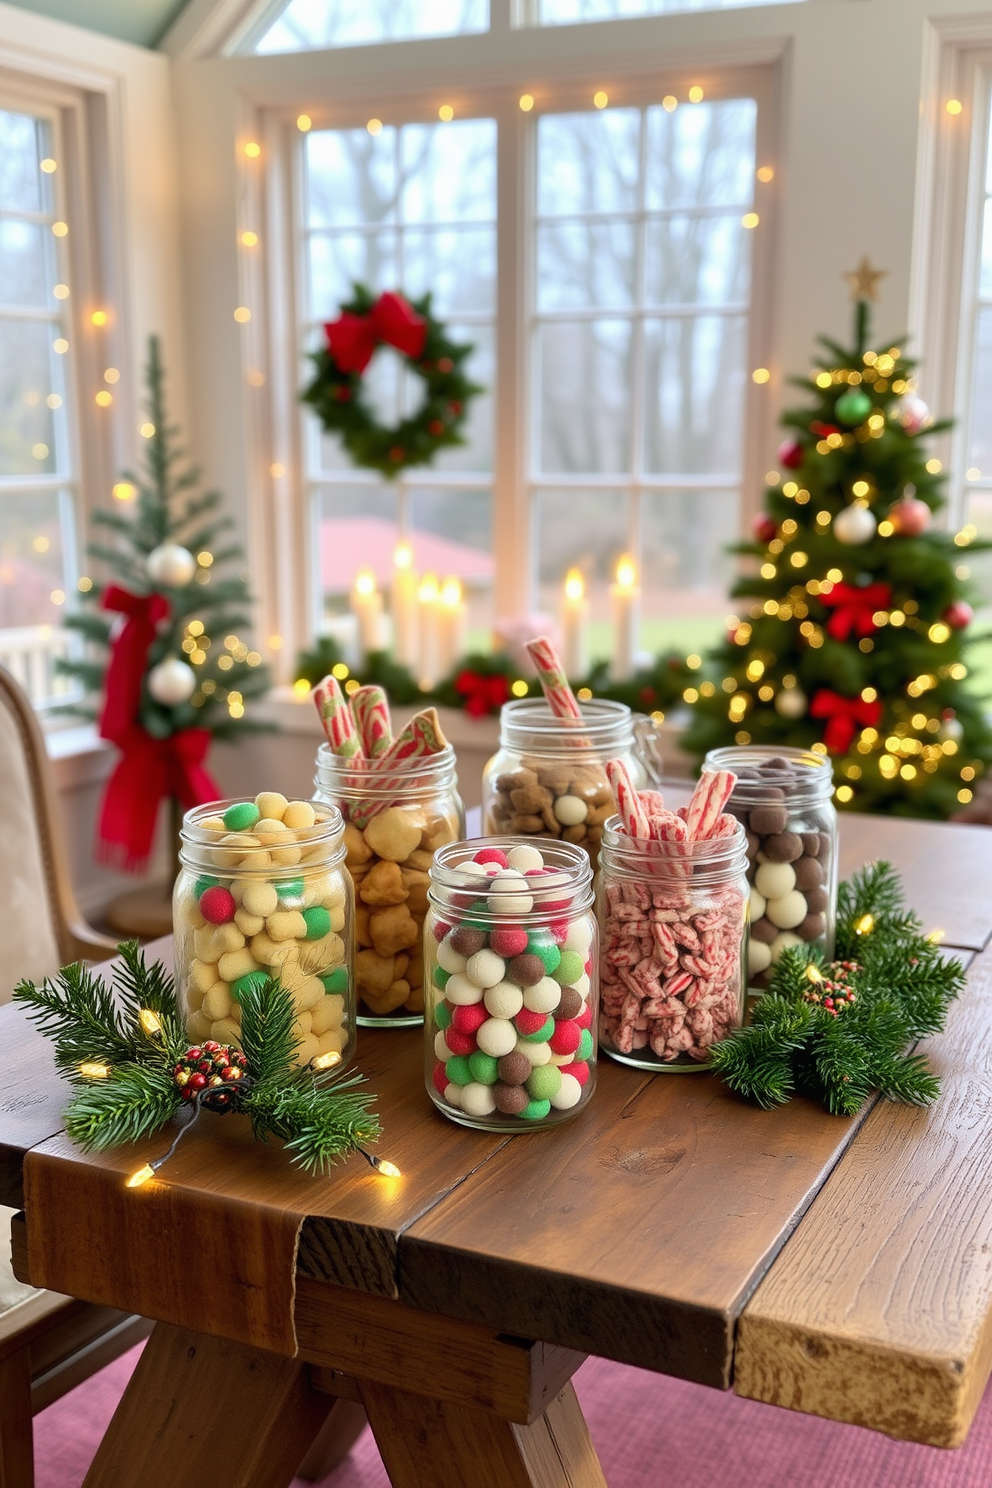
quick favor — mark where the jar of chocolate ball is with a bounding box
[174,795,356,1069]
[314,744,464,1027]
[425,838,598,1131]
[703,747,839,990]
[482,699,658,871]
[598,816,749,1070]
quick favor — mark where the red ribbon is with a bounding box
[455,669,510,719]
[820,581,891,642]
[810,689,882,755]
[98,726,218,871]
[98,585,170,741]
[324,292,427,376]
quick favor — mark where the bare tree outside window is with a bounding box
[255,0,487,54]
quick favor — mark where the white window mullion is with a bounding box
[494,95,531,622]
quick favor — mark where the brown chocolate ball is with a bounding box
[798,913,826,941]
[801,832,821,858]
[507,953,545,986]
[554,986,583,1020]
[750,805,788,835]
[497,1052,532,1085]
[794,856,824,891]
[806,886,829,914]
[451,926,487,957]
[751,916,778,944]
[818,832,832,858]
[494,1081,530,1114]
[745,829,760,860]
[760,756,794,773]
[763,832,803,863]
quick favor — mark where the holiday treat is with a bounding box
[425,838,597,1129]
[174,795,355,1067]
[704,746,838,988]
[598,766,748,1069]
[313,680,464,1024]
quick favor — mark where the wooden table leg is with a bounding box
[359,1377,607,1488]
[0,1346,34,1488]
[295,1398,368,1481]
[81,1323,335,1488]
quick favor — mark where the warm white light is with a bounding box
[438,104,454,122]
[355,568,376,597]
[394,541,413,570]
[126,1164,155,1189]
[419,573,439,604]
[440,576,462,607]
[564,568,585,602]
[615,555,637,590]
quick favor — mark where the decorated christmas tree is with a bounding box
[683,263,992,818]
[58,338,271,869]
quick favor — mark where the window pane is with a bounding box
[644,215,750,306]
[963,490,992,607]
[537,110,640,216]
[306,129,397,231]
[645,99,756,210]
[0,109,51,215]
[538,320,633,474]
[0,489,70,625]
[537,221,636,311]
[400,120,496,223]
[534,487,631,662]
[967,306,992,474]
[430,323,494,472]
[255,0,487,53]
[309,232,398,318]
[0,220,53,308]
[539,0,805,19]
[980,197,992,300]
[403,228,495,315]
[0,320,63,477]
[410,487,493,644]
[642,489,736,599]
[642,315,748,474]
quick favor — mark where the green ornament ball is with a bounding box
[223,801,260,831]
[834,388,872,426]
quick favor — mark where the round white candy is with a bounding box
[445,972,484,1006]
[766,890,807,930]
[507,844,545,873]
[466,949,506,989]
[769,930,803,962]
[514,1037,552,1066]
[433,1030,452,1060]
[749,888,767,921]
[437,939,468,974]
[523,977,562,1015]
[754,861,796,900]
[484,981,524,1019]
[572,972,591,999]
[476,1017,518,1057]
[748,938,772,975]
[564,918,593,954]
[487,870,533,915]
[550,1072,583,1110]
[443,1082,463,1108]
[460,1081,497,1117]
[550,1051,577,1066]
[553,794,588,826]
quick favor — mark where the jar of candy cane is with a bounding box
[703,747,838,990]
[425,839,598,1130]
[314,744,464,1027]
[174,795,355,1069]
[482,699,658,871]
[598,810,749,1071]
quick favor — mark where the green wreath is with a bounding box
[301,285,483,479]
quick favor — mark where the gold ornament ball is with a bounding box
[774,688,807,720]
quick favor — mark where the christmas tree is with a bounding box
[58,337,271,868]
[683,263,992,818]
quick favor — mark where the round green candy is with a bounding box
[553,949,584,986]
[435,1001,453,1030]
[531,941,561,975]
[320,966,349,994]
[445,1055,473,1087]
[223,801,260,831]
[277,876,305,905]
[230,970,271,1003]
[526,1064,562,1102]
[302,906,331,940]
[468,1051,499,1085]
[519,1098,552,1122]
[521,1015,555,1044]
[434,967,451,989]
[577,1028,594,1061]
[194,874,219,900]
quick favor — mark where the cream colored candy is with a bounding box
[748,938,772,975]
[754,861,796,900]
[749,888,767,922]
[553,794,588,826]
[311,995,346,1036]
[513,1037,552,1066]
[315,1028,344,1057]
[770,929,803,962]
[766,890,807,930]
[218,948,260,983]
[213,832,262,868]
[266,909,307,942]
[291,976,325,1014]
[187,1010,211,1040]
[211,1016,242,1045]
[185,984,204,1012]
[250,932,300,968]
[254,791,289,821]
[203,981,233,1021]
[363,807,423,863]
[200,815,227,833]
[190,958,217,995]
[193,922,243,964]
[242,881,278,918]
[296,1034,320,1065]
[283,800,316,831]
[304,931,345,969]
[234,908,265,938]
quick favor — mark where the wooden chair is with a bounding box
[0,665,151,1488]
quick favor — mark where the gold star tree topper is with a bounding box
[843,256,887,303]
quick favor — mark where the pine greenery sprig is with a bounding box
[710,862,964,1114]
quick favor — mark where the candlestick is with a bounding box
[351,568,383,663]
[417,572,440,688]
[437,576,467,677]
[610,554,640,682]
[560,568,588,680]
[391,541,419,668]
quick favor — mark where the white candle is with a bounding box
[417,572,440,688]
[351,568,384,663]
[560,568,588,680]
[437,576,467,677]
[391,541,419,669]
[610,554,640,682]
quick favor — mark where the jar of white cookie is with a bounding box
[174,794,355,1069]
[482,699,658,872]
[314,745,464,1027]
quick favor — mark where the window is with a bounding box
[253,0,487,54]
[960,76,992,607]
[535,0,805,19]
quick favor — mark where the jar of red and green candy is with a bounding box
[425,838,597,1131]
[174,794,355,1069]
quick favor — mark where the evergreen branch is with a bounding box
[111,942,186,1055]
[245,1074,380,1173]
[13,960,135,1072]
[238,978,299,1084]
[64,1065,180,1150]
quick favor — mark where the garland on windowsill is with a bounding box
[710,862,965,1115]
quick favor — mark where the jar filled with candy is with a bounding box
[425,839,597,1130]
[703,746,838,989]
[174,794,355,1068]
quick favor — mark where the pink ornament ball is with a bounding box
[890,498,931,536]
[778,439,804,470]
[754,514,777,545]
[199,886,236,924]
[944,600,973,630]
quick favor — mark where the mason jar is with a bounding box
[482,698,660,871]
[174,795,355,1069]
[598,814,749,1070]
[314,743,464,1027]
[425,838,597,1131]
[704,746,839,989]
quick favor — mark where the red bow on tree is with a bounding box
[325,292,427,376]
[455,669,510,719]
[99,585,171,741]
[810,688,882,754]
[820,581,892,642]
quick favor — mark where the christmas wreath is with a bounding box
[301,286,482,479]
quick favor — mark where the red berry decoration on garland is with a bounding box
[199,885,237,924]
[943,600,973,630]
[801,961,860,1017]
[173,1042,248,1111]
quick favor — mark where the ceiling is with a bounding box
[7,0,192,47]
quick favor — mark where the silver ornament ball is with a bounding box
[833,504,877,545]
[147,657,197,706]
[938,716,964,744]
[146,542,196,588]
[774,688,808,720]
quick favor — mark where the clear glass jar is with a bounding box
[314,743,465,1028]
[598,815,749,1070]
[703,746,839,990]
[174,796,355,1069]
[482,698,659,871]
[425,838,598,1131]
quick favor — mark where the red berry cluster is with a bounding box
[803,960,860,1017]
[173,1041,249,1111]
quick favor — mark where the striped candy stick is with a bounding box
[685,770,737,842]
[351,684,393,759]
[379,706,448,767]
[606,758,650,838]
[312,675,363,761]
[524,636,583,722]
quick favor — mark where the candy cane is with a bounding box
[312,675,363,760]
[606,758,650,838]
[379,706,448,767]
[351,684,393,759]
[685,770,737,842]
[525,636,583,722]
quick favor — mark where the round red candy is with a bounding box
[575,1001,593,1030]
[514,1008,549,1036]
[490,926,528,958]
[200,886,236,924]
[452,1003,488,1034]
[432,919,452,942]
[432,1061,449,1095]
[444,1027,477,1057]
[569,1061,591,1086]
[474,847,509,868]
[549,919,570,945]
[549,1019,581,1056]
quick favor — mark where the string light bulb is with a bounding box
[79,1061,111,1079]
[310,1050,342,1072]
[854,913,875,936]
[138,1008,163,1039]
[126,1164,156,1188]
[360,1150,401,1179]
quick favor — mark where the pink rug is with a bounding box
[32,1342,992,1487]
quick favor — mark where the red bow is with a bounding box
[98,726,219,871]
[810,689,882,754]
[98,585,170,742]
[325,292,427,376]
[820,581,892,642]
[455,669,510,719]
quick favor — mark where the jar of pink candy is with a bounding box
[598,763,749,1071]
[425,839,598,1131]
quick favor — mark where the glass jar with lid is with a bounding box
[314,743,464,1027]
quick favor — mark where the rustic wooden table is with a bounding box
[3,813,992,1488]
